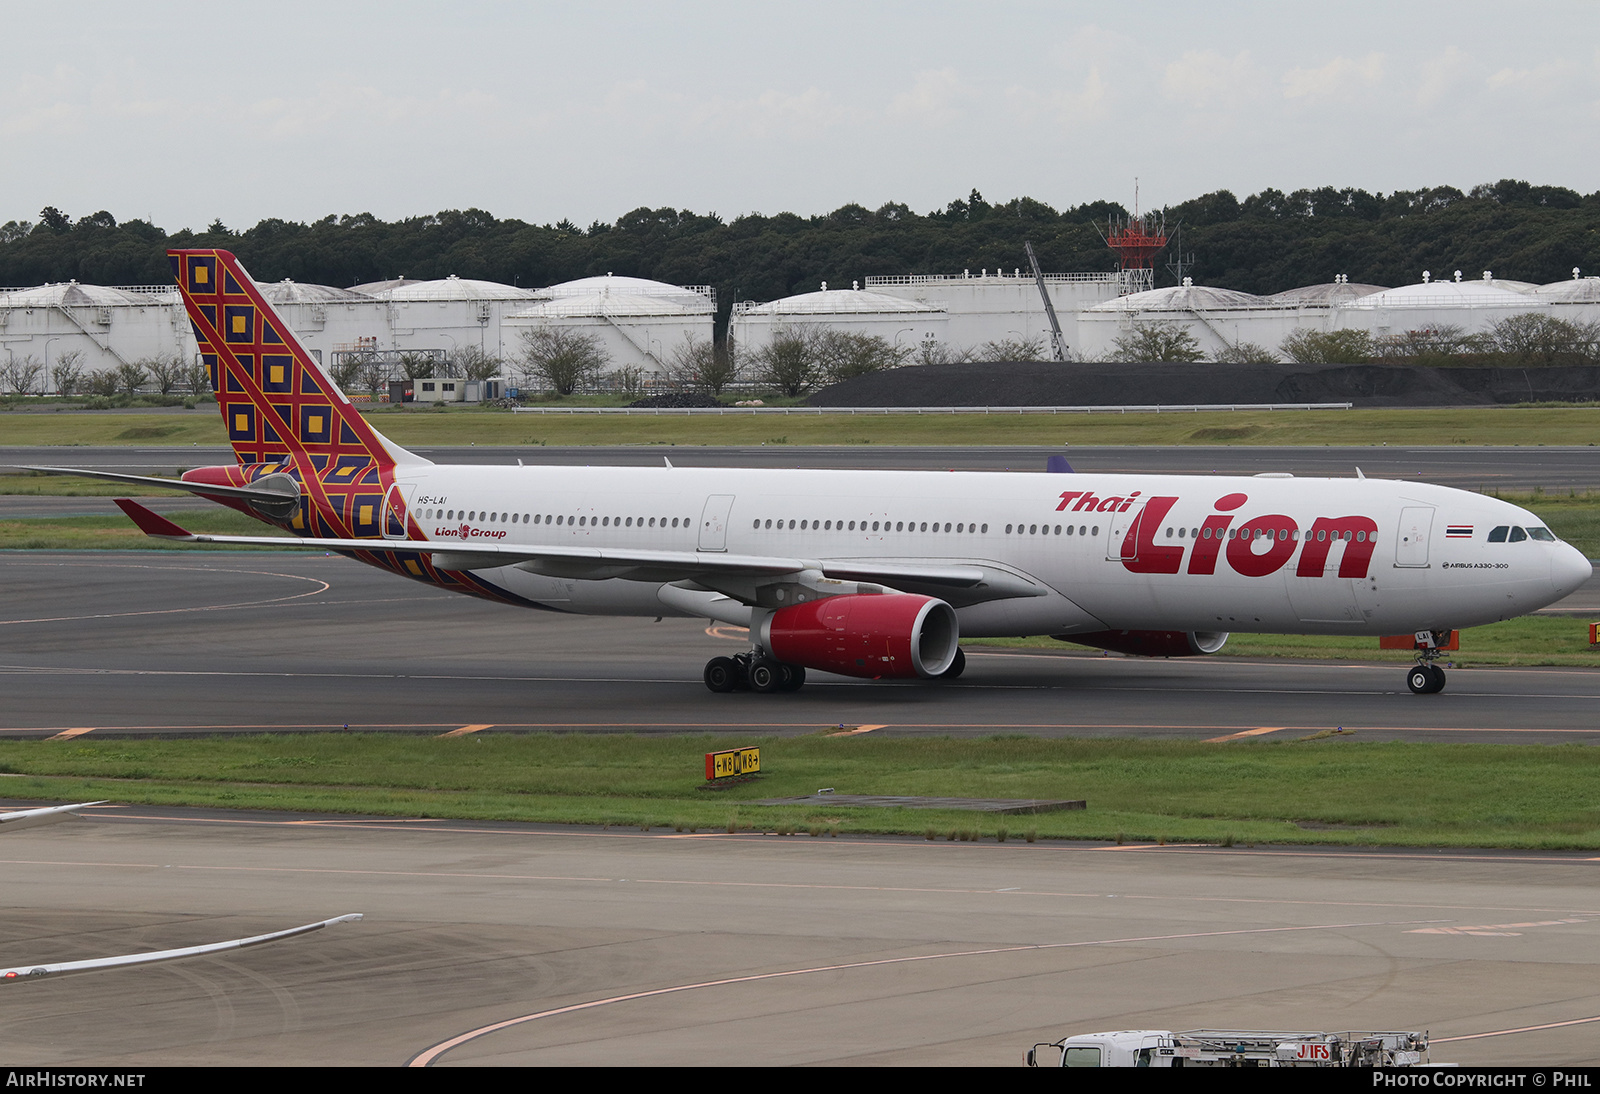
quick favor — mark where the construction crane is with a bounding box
[1024,241,1068,363]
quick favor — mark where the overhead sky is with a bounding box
[7,1,1597,232]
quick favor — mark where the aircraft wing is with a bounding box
[23,465,299,506]
[0,802,107,832]
[113,499,1032,601]
[1,914,362,982]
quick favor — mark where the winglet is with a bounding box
[114,499,196,539]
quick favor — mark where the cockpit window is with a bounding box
[1508,526,1528,542]
[1488,526,1508,542]
[1528,527,1556,541]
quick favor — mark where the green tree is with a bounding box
[1211,340,1279,364]
[50,349,86,395]
[754,327,818,395]
[114,361,149,395]
[813,330,908,381]
[1279,328,1373,364]
[519,325,608,395]
[1109,321,1205,363]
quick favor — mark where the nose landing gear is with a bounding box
[1406,663,1446,694]
[1404,631,1451,694]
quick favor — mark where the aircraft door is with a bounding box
[1395,506,1434,568]
[384,482,417,539]
[1104,498,1148,561]
[698,494,735,552]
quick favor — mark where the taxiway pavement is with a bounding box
[0,805,1596,1066]
[1,553,1597,744]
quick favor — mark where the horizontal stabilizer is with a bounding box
[22,466,299,505]
[114,499,196,538]
[0,801,107,832]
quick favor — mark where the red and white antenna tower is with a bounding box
[1103,179,1168,295]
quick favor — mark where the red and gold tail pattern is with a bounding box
[169,248,424,542]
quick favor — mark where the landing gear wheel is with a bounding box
[937,647,966,680]
[1406,666,1430,694]
[748,659,783,693]
[777,663,806,691]
[704,656,739,693]
[1407,664,1447,694]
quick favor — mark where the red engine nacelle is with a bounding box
[1057,629,1230,657]
[760,594,960,680]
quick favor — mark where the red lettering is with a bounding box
[1116,491,1143,513]
[1226,515,1298,577]
[1096,496,1124,512]
[1056,491,1084,512]
[1296,516,1380,578]
[1119,496,1183,574]
[1187,516,1233,574]
[1215,492,1248,511]
[1072,492,1100,512]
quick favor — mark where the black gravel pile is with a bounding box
[807,361,1600,408]
[627,392,726,408]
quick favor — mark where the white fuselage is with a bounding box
[384,464,1591,638]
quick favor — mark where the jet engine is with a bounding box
[1056,629,1229,657]
[759,593,960,679]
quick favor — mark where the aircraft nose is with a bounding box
[1552,544,1593,599]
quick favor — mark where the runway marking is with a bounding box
[704,625,749,642]
[437,724,495,738]
[1435,1014,1600,1043]
[825,724,887,736]
[1407,917,1596,936]
[5,717,1600,738]
[1203,726,1285,743]
[404,919,1431,1067]
[46,727,95,741]
[0,562,330,626]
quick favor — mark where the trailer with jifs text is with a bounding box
[1026,1028,1431,1067]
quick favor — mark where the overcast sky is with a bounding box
[7,1,1597,231]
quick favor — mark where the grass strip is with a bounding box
[0,510,293,550]
[2,734,1599,849]
[3,405,1600,448]
[975,615,1600,666]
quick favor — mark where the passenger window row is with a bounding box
[1162,526,1374,543]
[421,509,691,529]
[754,519,992,533]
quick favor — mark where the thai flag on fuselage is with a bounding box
[1445,525,1474,538]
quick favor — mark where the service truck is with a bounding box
[1026,1028,1431,1067]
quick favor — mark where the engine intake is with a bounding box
[1055,630,1229,657]
[760,593,959,679]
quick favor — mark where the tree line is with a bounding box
[4,179,1599,332]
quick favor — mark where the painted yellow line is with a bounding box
[1203,726,1285,743]
[826,724,887,737]
[437,724,495,738]
[47,727,96,741]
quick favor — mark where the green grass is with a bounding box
[0,472,185,496]
[0,509,292,550]
[3,404,1600,448]
[3,734,1600,848]
[978,615,1600,666]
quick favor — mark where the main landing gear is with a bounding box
[703,653,805,694]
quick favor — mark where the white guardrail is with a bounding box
[511,403,1354,416]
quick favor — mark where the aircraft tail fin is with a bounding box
[168,249,427,475]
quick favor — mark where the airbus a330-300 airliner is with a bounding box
[35,250,1592,696]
